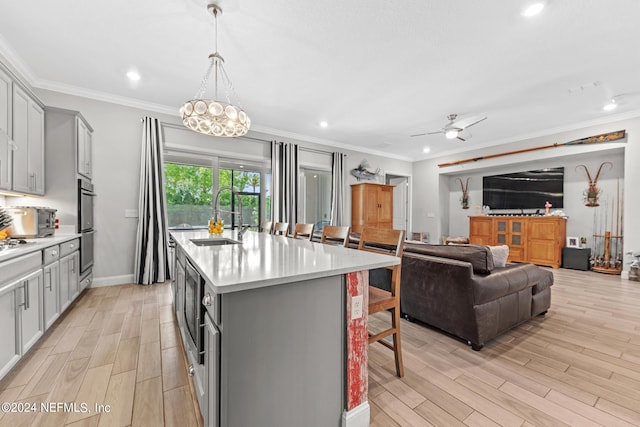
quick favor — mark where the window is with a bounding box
[164,163,213,228]
[218,168,262,229]
[164,160,268,230]
[300,168,331,231]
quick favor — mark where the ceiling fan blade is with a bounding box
[457,136,466,142]
[457,116,487,129]
[410,132,428,137]
[426,130,443,135]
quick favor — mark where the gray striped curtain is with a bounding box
[134,117,170,284]
[330,152,347,225]
[271,141,299,234]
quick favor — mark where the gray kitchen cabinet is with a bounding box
[2,269,44,357]
[204,311,219,427]
[43,245,61,330]
[0,282,20,379]
[12,84,44,195]
[76,116,93,179]
[59,251,79,311]
[174,245,185,328]
[0,67,12,191]
[18,269,44,354]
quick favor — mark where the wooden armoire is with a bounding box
[351,183,393,233]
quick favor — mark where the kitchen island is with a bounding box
[170,229,400,427]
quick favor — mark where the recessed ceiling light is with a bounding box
[603,100,617,111]
[522,3,544,17]
[319,121,328,128]
[422,147,431,154]
[126,70,141,81]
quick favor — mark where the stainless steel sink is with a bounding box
[190,237,242,246]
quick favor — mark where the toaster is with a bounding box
[5,206,57,238]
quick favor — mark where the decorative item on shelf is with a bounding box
[209,218,224,235]
[350,159,381,181]
[575,162,613,207]
[456,177,470,209]
[580,236,587,248]
[566,236,579,248]
[180,2,250,137]
[544,201,552,215]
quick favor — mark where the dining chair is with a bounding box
[272,222,289,236]
[320,225,351,247]
[358,227,405,377]
[292,223,314,240]
[260,220,273,233]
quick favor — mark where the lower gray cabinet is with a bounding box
[204,311,219,427]
[19,269,43,354]
[59,251,79,311]
[0,285,20,378]
[43,261,60,330]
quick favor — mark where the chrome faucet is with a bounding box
[213,186,251,241]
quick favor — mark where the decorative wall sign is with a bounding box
[575,162,613,207]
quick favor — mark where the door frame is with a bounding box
[384,171,412,235]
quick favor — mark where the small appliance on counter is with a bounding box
[5,206,57,238]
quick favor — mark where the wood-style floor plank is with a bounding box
[369,268,640,425]
[1,269,639,426]
[0,283,201,427]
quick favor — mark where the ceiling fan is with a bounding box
[411,113,487,141]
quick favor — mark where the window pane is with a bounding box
[218,167,263,228]
[301,169,331,231]
[164,163,213,227]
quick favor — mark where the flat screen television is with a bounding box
[482,167,564,210]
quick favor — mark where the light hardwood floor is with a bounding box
[369,268,640,426]
[0,282,203,427]
[2,269,639,426]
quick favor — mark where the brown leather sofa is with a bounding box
[384,243,553,350]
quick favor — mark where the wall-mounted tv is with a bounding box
[482,167,564,210]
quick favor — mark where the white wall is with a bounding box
[23,89,411,285]
[413,117,640,272]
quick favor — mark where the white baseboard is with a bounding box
[621,270,629,280]
[91,274,134,287]
[342,402,370,427]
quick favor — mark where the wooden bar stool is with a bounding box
[272,222,289,236]
[320,225,350,247]
[260,220,273,233]
[358,227,405,377]
[292,223,314,240]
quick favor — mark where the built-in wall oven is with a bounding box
[78,179,96,274]
[185,258,205,364]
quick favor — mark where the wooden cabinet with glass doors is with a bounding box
[469,216,566,268]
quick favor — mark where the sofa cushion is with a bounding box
[404,244,495,274]
[489,245,509,268]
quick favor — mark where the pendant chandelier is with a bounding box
[180,3,250,137]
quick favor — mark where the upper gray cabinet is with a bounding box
[12,84,44,195]
[0,68,11,191]
[76,115,92,179]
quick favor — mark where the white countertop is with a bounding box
[0,233,81,263]
[171,229,400,294]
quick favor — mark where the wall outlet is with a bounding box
[351,295,363,319]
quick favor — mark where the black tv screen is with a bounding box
[482,167,564,210]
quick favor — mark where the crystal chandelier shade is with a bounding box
[180,4,250,137]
